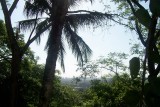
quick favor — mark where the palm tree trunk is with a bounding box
[39,13,65,107]
[39,1,68,106]
[39,27,63,107]
[39,45,58,107]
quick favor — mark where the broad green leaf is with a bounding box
[129,57,140,79]
[135,8,151,28]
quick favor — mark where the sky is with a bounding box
[0,0,139,77]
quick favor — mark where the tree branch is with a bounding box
[0,0,9,14]
[131,0,145,9]
[141,54,146,107]
[0,0,20,52]
[126,0,136,15]
[22,23,51,54]
[111,18,135,30]
[127,0,147,47]
[9,0,19,16]
[135,21,146,47]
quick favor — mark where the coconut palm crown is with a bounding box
[19,0,117,106]
[20,0,115,70]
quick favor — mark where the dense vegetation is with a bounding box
[1,0,160,107]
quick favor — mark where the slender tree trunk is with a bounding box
[10,52,22,107]
[0,1,22,106]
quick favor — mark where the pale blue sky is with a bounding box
[0,0,139,77]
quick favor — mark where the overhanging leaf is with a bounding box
[135,8,151,28]
[129,57,140,79]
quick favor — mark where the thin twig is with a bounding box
[111,18,135,30]
[141,54,147,107]
[131,0,145,9]
[135,21,146,47]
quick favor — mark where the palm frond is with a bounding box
[18,18,41,32]
[58,38,66,72]
[64,22,92,66]
[24,0,51,18]
[44,29,52,51]
[33,22,51,45]
[35,18,51,44]
[66,17,79,33]
[66,11,114,27]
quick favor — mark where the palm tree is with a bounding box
[22,0,116,106]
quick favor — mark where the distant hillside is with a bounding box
[61,78,91,88]
[60,77,112,90]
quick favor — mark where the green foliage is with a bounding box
[0,20,7,36]
[98,52,128,73]
[19,64,44,107]
[135,8,151,28]
[2,1,160,107]
[111,2,160,106]
[0,20,11,78]
[77,52,129,79]
[82,74,141,107]
[0,20,41,106]
[0,38,82,106]
[51,83,82,107]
